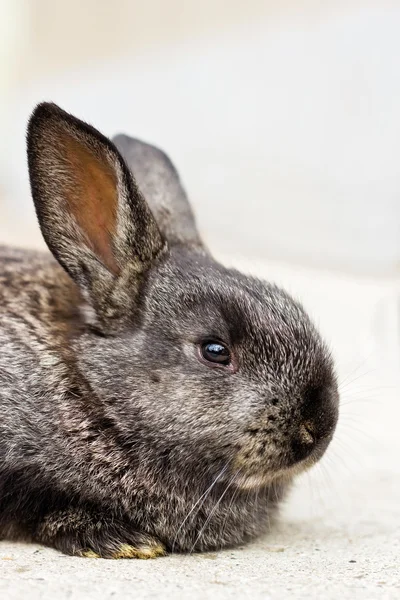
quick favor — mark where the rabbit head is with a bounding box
[27,103,339,491]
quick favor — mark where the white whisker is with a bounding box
[189,470,241,554]
[171,463,229,553]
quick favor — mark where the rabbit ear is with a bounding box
[112,134,204,251]
[27,103,167,322]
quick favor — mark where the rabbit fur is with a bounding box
[0,103,338,558]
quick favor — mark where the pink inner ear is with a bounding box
[61,131,121,275]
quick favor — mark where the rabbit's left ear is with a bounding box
[27,103,167,323]
[113,134,204,251]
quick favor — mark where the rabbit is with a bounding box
[0,102,339,559]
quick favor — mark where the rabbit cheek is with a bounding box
[233,426,285,478]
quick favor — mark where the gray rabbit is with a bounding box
[0,103,338,558]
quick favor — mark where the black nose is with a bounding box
[291,421,316,462]
[304,382,339,434]
[291,383,339,464]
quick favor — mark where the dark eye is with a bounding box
[200,341,231,366]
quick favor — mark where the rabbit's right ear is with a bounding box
[27,103,167,326]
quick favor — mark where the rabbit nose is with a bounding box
[291,421,316,462]
[299,421,315,446]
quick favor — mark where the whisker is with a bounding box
[219,476,242,540]
[171,463,229,553]
[265,485,272,533]
[305,471,315,518]
[327,442,365,472]
[189,470,241,554]
[340,393,383,406]
[338,368,376,392]
[337,423,379,444]
[336,355,373,389]
[311,463,326,510]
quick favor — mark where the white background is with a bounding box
[1,1,400,274]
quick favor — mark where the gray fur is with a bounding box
[0,103,339,559]
[113,134,203,250]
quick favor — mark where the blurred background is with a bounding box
[0,0,399,581]
[1,0,400,275]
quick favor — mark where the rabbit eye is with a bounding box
[200,341,231,366]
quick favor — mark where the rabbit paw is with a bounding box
[112,542,165,559]
[79,542,165,559]
[35,508,165,559]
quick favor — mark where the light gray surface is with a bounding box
[1,470,399,600]
[0,255,399,599]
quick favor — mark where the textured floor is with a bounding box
[1,454,399,600]
[0,225,399,598]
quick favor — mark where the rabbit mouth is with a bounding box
[231,461,311,490]
[231,427,335,490]
[232,395,338,488]
[231,452,320,490]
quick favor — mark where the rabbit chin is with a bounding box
[232,455,317,490]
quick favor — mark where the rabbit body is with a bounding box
[0,104,338,558]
